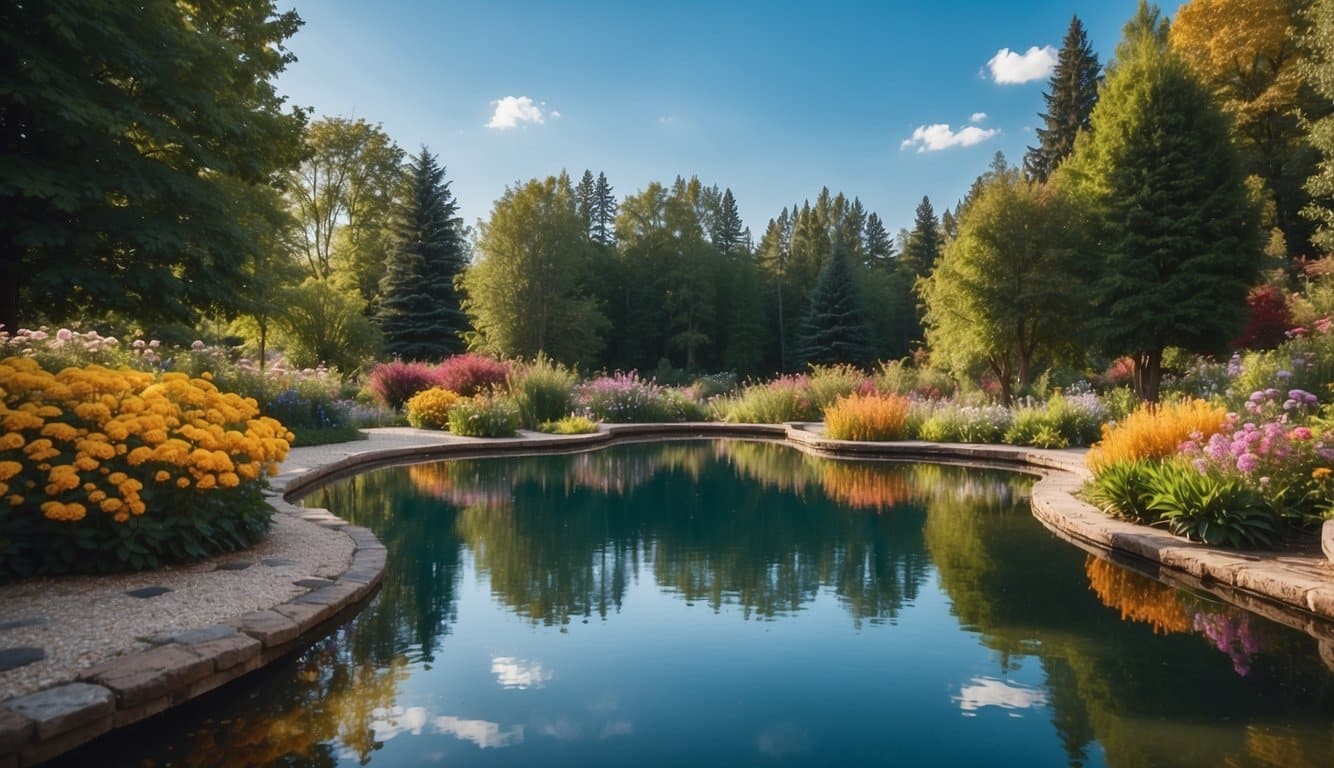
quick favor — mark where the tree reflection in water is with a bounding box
[62,440,1334,768]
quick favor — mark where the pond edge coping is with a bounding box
[4,421,1332,765]
[0,506,387,766]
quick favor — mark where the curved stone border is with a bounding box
[0,500,387,767]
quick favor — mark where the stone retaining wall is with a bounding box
[0,499,387,768]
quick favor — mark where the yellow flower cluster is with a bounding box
[0,357,293,523]
[405,387,461,430]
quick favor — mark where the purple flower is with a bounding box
[1235,453,1260,473]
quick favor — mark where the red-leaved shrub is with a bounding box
[369,360,440,410]
[435,353,510,397]
[1232,284,1291,351]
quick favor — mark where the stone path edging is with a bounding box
[0,503,387,767]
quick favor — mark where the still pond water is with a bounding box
[68,441,1333,767]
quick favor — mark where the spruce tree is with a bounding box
[575,169,596,236]
[796,236,876,367]
[1024,15,1102,183]
[900,196,941,278]
[713,188,745,257]
[379,147,470,360]
[1062,1,1259,401]
[864,213,894,268]
[592,172,618,245]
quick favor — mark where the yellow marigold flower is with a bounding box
[2,411,44,432]
[64,502,86,521]
[100,497,123,513]
[1314,467,1332,480]
[103,421,130,441]
[154,470,171,483]
[201,371,213,381]
[237,462,259,480]
[196,474,217,490]
[75,438,115,461]
[129,500,145,515]
[0,460,21,482]
[114,443,127,456]
[114,511,129,523]
[217,472,240,488]
[126,446,153,466]
[35,405,62,418]
[176,476,191,489]
[0,432,25,450]
[73,402,111,423]
[7,494,22,506]
[75,454,99,471]
[40,422,79,442]
[88,490,106,503]
[0,481,6,496]
[40,500,64,520]
[82,482,96,491]
[120,478,142,493]
[107,471,127,485]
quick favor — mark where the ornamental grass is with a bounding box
[1086,399,1229,472]
[0,357,293,578]
[823,393,913,441]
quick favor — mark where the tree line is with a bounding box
[3,0,1332,401]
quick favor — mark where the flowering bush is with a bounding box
[368,360,439,411]
[1086,400,1229,471]
[405,388,461,430]
[823,394,913,441]
[577,372,686,423]
[916,403,1012,444]
[434,353,510,397]
[447,393,519,437]
[0,357,292,578]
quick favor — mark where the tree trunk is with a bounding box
[0,250,18,335]
[1134,350,1163,403]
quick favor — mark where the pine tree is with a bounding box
[1024,15,1102,183]
[713,188,746,257]
[575,169,596,236]
[796,235,876,367]
[864,213,894,268]
[900,197,941,278]
[1062,1,1259,401]
[592,172,618,245]
[379,147,470,360]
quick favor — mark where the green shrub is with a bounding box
[538,415,601,434]
[714,375,813,423]
[511,354,578,428]
[806,364,868,410]
[447,394,519,437]
[1085,460,1155,523]
[916,404,1011,443]
[1143,460,1275,548]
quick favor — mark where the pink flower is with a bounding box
[1291,427,1313,440]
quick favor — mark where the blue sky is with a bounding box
[276,0,1184,237]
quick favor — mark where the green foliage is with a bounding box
[273,278,382,375]
[713,379,813,423]
[1061,5,1261,401]
[447,394,520,437]
[1024,15,1102,183]
[916,404,1012,444]
[1005,409,1069,448]
[1084,460,1155,523]
[461,175,609,365]
[379,148,470,359]
[537,415,601,435]
[1,479,273,580]
[510,354,579,429]
[1302,0,1334,252]
[921,158,1083,405]
[0,0,308,334]
[796,246,876,367]
[1143,460,1275,548]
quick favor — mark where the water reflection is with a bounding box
[59,441,1334,768]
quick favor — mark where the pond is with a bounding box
[61,440,1334,767]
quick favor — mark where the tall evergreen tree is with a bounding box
[796,237,876,367]
[1062,1,1259,401]
[1024,15,1102,183]
[712,188,746,257]
[592,172,618,245]
[574,169,597,236]
[901,197,941,278]
[379,148,470,360]
[864,213,894,268]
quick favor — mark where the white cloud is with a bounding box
[969,112,988,124]
[986,45,1058,84]
[900,123,999,153]
[550,110,562,119]
[955,677,1048,717]
[491,656,552,689]
[486,96,547,129]
[434,715,525,749]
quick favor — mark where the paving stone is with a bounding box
[215,560,253,571]
[293,577,335,589]
[167,625,244,646]
[0,617,48,633]
[1323,519,1334,563]
[260,557,296,568]
[79,644,212,708]
[124,586,172,599]
[4,683,113,740]
[227,610,300,648]
[0,647,45,672]
[292,583,358,608]
[273,600,335,628]
[0,707,33,751]
[188,634,260,672]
